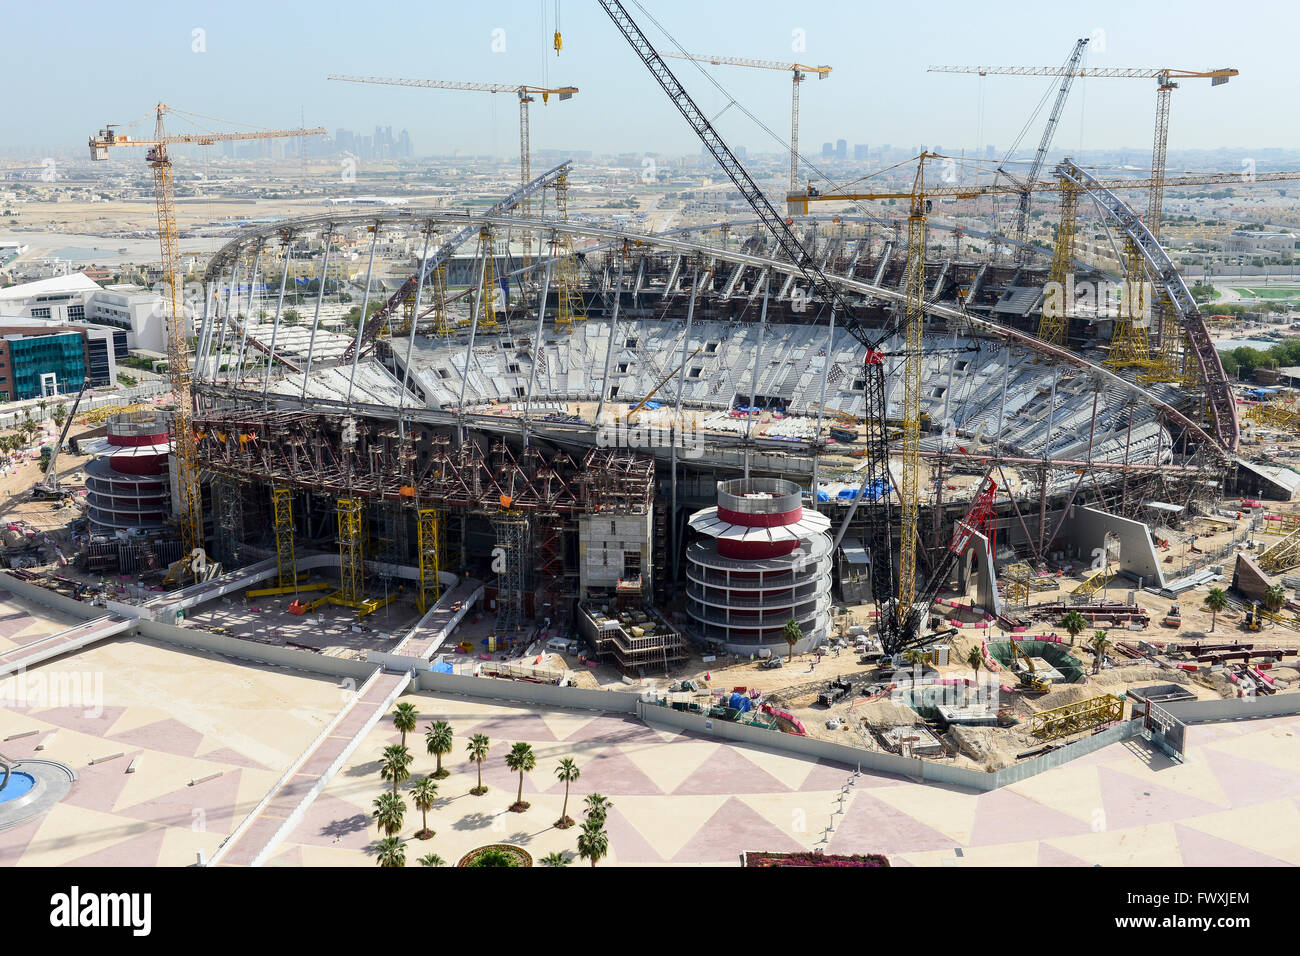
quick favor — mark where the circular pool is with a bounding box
[0,772,36,803]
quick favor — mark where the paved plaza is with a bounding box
[270,692,1300,867]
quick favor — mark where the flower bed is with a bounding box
[456,843,533,868]
[743,851,889,867]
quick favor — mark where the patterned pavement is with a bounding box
[271,692,1300,867]
[0,596,80,655]
[0,637,346,866]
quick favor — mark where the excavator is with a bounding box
[1009,640,1052,693]
[1243,601,1264,632]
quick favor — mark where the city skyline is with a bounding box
[4,0,1299,163]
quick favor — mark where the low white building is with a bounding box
[0,274,167,352]
[1221,231,1299,257]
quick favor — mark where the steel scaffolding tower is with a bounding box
[492,509,530,634]
[553,171,584,330]
[215,477,244,567]
[1106,238,1154,373]
[479,228,500,330]
[1038,180,1079,347]
[429,262,454,337]
[272,486,296,587]
[337,498,366,604]
[417,507,442,613]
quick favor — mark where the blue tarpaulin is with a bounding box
[727,692,752,713]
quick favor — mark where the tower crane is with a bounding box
[600,0,1284,656]
[990,37,1089,263]
[89,105,324,575]
[785,164,1300,214]
[928,61,1237,372]
[661,51,831,193]
[327,75,577,239]
[600,0,968,658]
[926,62,1236,237]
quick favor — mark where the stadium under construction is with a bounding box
[161,147,1278,662]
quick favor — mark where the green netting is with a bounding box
[987,640,1087,683]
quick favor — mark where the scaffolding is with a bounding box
[417,507,442,613]
[214,476,245,567]
[428,262,454,337]
[479,228,500,330]
[337,498,366,604]
[396,287,416,336]
[1037,180,1078,347]
[272,486,295,587]
[553,171,585,330]
[1106,238,1153,373]
[492,508,530,635]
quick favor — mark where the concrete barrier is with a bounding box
[136,619,375,682]
[0,572,100,620]
[415,670,640,714]
[1165,693,1300,724]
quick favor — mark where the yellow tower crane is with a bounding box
[89,105,324,575]
[926,63,1237,377]
[328,75,577,267]
[661,52,831,193]
[789,154,1300,617]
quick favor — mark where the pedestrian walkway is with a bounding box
[0,615,135,679]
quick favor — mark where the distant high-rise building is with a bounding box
[985,144,996,159]
[329,126,413,160]
[854,144,868,161]
[836,139,847,160]
[822,142,833,159]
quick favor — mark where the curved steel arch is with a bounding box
[200,208,1222,454]
[1057,159,1238,452]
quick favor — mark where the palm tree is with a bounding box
[584,793,612,826]
[1061,610,1088,646]
[425,720,453,779]
[554,757,580,828]
[783,619,802,661]
[1091,630,1110,675]
[417,853,446,867]
[375,835,405,868]
[392,702,418,748]
[1264,584,1287,618]
[965,645,983,683]
[577,818,609,867]
[372,792,406,837]
[379,743,412,796]
[505,742,537,811]
[540,851,571,867]
[410,776,438,839]
[52,404,67,429]
[1205,587,1229,633]
[467,734,490,795]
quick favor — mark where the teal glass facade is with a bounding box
[6,333,86,400]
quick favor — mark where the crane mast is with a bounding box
[1009,38,1088,263]
[599,0,931,652]
[661,51,830,193]
[89,105,324,577]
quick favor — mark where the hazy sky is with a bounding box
[7,0,1299,163]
